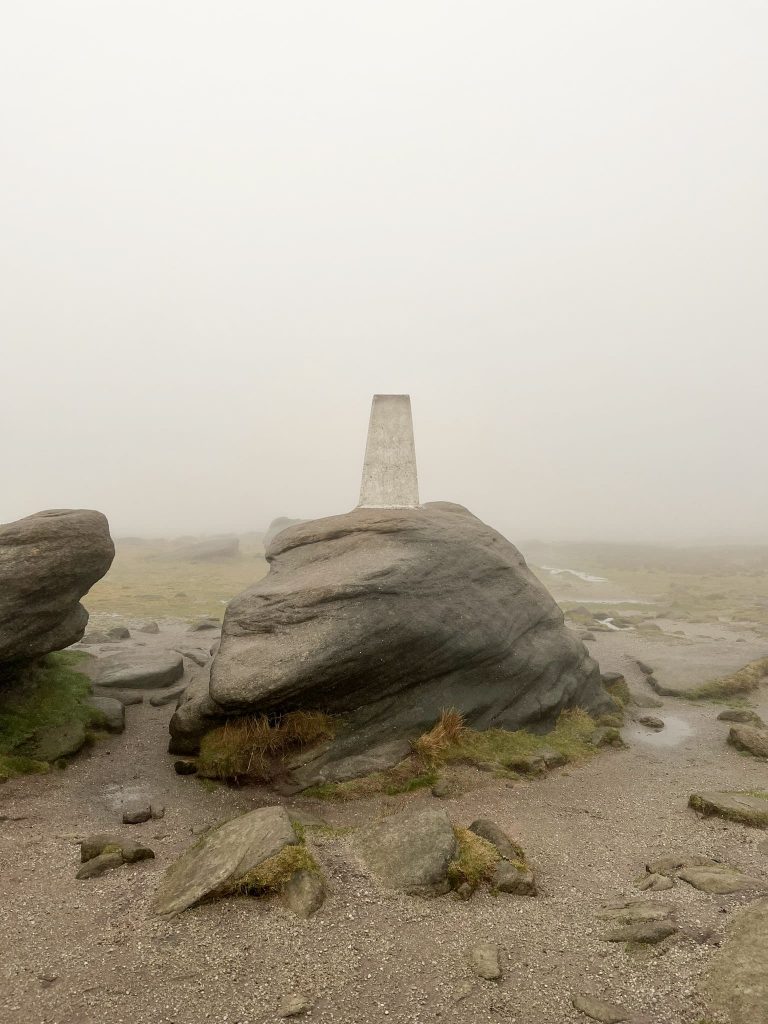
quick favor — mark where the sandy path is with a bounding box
[1,623,767,1024]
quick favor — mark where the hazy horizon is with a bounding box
[3,3,767,545]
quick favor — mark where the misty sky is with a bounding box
[2,2,767,544]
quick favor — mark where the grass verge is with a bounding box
[678,657,768,703]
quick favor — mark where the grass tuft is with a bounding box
[412,708,466,762]
[681,657,768,702]
[303,763,437,801]
[198,711,335,783]
[447,828,500,889]
[226,844,319,895]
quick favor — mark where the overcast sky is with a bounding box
[2,2,766,543]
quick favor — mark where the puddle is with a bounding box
[625,715,694,748]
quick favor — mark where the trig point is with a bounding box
[358,394,420,508]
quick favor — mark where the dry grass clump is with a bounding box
[412,708,466,763]
[226,844,319,895]
[603,677,632,707]
[447,828,500,889]
[198,710,335,783]
[684,657,768,702]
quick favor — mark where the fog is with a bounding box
[2,2,767,544]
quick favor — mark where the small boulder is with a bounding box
[355,806,458,895]
[138,621,160,634]
[282,868,325,918]
[689,791,768,829]
[76,851,124,879]
[106,626,130,641]
[603,921,676,944]
[80,833,154,864]
[88,694,125,734]
[468,819,525,861]
[590,726,624,748]
[728,725,768,759]
[505,753,546,774]
[470,941,501,980]
[188,617,220,632]
[718,708,764,726]
[645,853,718,877]
[533,745,568,768]
[492,860,536,895]
[571,994,631,1023]
[634,872,674,892]
[637,715,664,730]
[599,898,674,924]
[95,651,184,690]
[278,994,312,1018]
[122,801,152,825]
[678,864,768,895]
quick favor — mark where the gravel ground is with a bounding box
[1,619,767,1024]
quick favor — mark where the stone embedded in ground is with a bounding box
[149,684,187,707]
[636,661,654,675]
[603,921,676,944]
[355,805,458,895]
[678,864,768,895]
[534,745,568,768]
[431,778,452,798]
[703,897,768,1024]
[572,994,631,1023]
[599,899,675,924]
[177,502,612,779]
[278,993,312,1018]
[80,833,154,864]
[173,648,209,667]
[728,724,768,758]
[106,626,130,640]
[492,860,537,895]
[718,708,764,726]
[153,805,298,916]
[174,760,197,776]
[76,850,124,879]
[188,617,221,632]
[505,753,546,774]
[637,715,664,730]
[469,941,501,980]
[123,801,152,824]
[468,819,524,862]
[645,853,718,877]
[94,651,184,690]
[689,791,768,829]
[282,868,325,918]
[0,509,114,666]
[634,872,674,892]
[88,694,125,733]
[26,720,88,762]
[138,621,160,634]
[590,726,624,748]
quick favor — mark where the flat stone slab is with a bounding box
[689,791,768,829]
[704,898,768,1023]
[678,864,768,894]
[356,805,458,895]
[153,805,298,916]
[94,652,184,690]
[728,724,768,758]
[88,694,125,733]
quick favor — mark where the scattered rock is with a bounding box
[645,853,718,877]
[534,746,568,768]
[106,626,130,640]
[149,685,187,707]
[79,631,110,645]
[95,651,184,690]
[282,868,325,918]
[80,833,155,864]
[95,688,143,706]
[718,708,764,726]
[188,617,221,632]
[603,921,676,944]
[174,648,209,667]
[153,805,299,916]
[572,994,631,1023]
[503,753,546,774]
[728,724,768,758]
[678,864,768,895]
[76,850,124,879]
[689,791,768,829]
[355,805,458,895]
[122,801,152,825]
[88,694,125,733]
[278,993,312,1018]
[590,727,624,748]
[174,760,197,776]
[138,621,160,634]
[431,778,451,798]
[704,897,768,1024]
[599,898,675,924]
[634,872,674,892]
[636,661,654,675]
[470,941,501,980]
[492,860,537,895]
[637,715,664,730]
[468,819,524,861]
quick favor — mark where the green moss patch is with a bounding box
[226,844,319,895]
[0,652,98,780]
[447,828,500,889]
[304,765,437,802]
[679,657,768,703]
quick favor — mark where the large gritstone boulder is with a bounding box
[169,503,611,783]
[0,509,114,669]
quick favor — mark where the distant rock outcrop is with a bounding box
[169,536,240,561]
[0,509,115,670]
[170,503,612,781]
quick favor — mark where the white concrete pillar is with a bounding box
[358,394,420,508]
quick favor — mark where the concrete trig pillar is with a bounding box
[358,394,420,508]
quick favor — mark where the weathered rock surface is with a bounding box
[26,720,88,762]
[173,504,612,780]
[469,941,501,980]
[704,898,768,1024]
[88,694,125,733]
[637,715,664,730]
[76,850,124,879]
[138,621,160,634]
[728,724,768,758]
[634,872,674,892]
[599,898,674,924]
[81,833,155,864]
[603,921,676,944]
[278,993,312,1018]
[153,805,298,916]
[645,853,718,877]
[468,819,524,861]
[95,651,184,690]
[678,864,768,894]
[492,860,537,895]
[149,684,187,707]
[689,791,768,828]
[282,868,325,918]
[356,805,458,895]
[718,708,764,726]
[571,994,631,1023]
[0,509,114,668]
